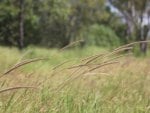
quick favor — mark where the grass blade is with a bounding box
[0,86,37,94]
[2,58,47,76]
[59,39,84,51]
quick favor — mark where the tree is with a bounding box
[18,0,24,49]
[0,0,18,46]
[0,0,124,49]
[109,0,150,54]
[67,0,109,42]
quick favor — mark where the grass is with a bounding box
[0,45,149,113]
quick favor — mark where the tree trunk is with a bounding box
[18,0,24,50]
[139,15,149,54]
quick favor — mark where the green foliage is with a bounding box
[38,0,72,47]
[0,0,71,47]
[0,1,18,46]
[84,24,120,47]
[1,0,119,48]
[0,0,149,52]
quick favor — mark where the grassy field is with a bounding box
[0,46,150,113]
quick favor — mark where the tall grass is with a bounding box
[0,43,149,113]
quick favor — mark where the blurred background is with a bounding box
[0,0,150,54]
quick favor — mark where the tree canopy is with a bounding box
[0,0,150,53]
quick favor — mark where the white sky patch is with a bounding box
[142,14,149,26]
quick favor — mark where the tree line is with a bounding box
[0,0,150,53]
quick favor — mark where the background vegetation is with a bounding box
[0,0,150,53]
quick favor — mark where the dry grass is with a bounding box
[0,42,150,113]
[2,58,48,76]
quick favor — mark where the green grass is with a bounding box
[0,46,149,113]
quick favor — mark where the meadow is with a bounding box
[0,45,149,113]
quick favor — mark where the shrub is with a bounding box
[83,24,120,48]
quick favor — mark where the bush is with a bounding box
[83,24,120,47]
